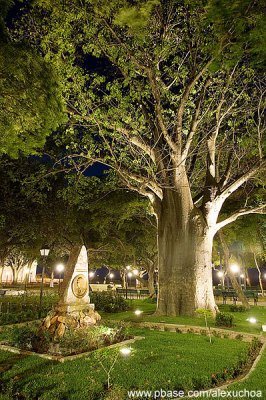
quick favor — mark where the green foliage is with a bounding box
[229,305,248,313]
[205,0,266,68]
[16,0,265,210]
[0,294,58,325]
[90,292,129,313]
[0,43,66,157]
[114,0,159,35]
[0,0,66,157]
[7,320,130,356]
[9,323,40,350]
[215,312,234,327]
[55,323,130,355]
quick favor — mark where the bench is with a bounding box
[221,290,258,305]
[116,288,151,299]
[139,289,150,298]
[213,289,223,299]
[222,291,238,304]
[116,288,139,299]
[243,291,259,305]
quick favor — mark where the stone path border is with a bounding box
[134,321,266,343]
[0,336,144,363]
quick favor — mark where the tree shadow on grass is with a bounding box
[0,354,58,399]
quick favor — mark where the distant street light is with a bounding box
[217,271,223,278]
[132,269,139,276]
[126,265,131,271]
[240,274,245,279]
[39,247,50,318]
[89,271,95,279]
[230,264,240,274]
[56,263,64,292]
[109,273,114,280]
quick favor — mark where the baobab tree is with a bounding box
[20,0,266,315]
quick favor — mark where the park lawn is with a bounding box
[101,299,266,335]
[0,328,251,400]
[1,295,266,334]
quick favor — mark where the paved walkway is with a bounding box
[216,299,266,306]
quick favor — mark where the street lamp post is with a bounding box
[39,247,50,318]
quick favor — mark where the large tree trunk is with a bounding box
[155,189,217,316]
[254,252,264,296]
[58,245,82,301]
[12,268,19,284]
[218,231,250,309]
[147,264,155,297]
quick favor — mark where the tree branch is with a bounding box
[218,158,266,201]
[115,127,157,164]
[215,205,266,232]
[176,60,212,148]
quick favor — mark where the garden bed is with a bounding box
[0,321,132,357]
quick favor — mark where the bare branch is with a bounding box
[181,80,209,163]
[147,70,178,157]
[115,127,157,164]
[176,60,212,147]
[218,158,266,201]
[215,205,266,232]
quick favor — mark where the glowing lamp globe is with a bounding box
[120,347,131,356]
[230,264,239,274]
[56,263,65,273]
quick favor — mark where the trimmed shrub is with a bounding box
[229,305,248,312]
[215,312,234,327]
[90,292,129,313]
[9,324,39,350]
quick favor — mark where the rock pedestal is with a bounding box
[40,246,101,339]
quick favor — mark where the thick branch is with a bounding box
[218,158,266,201]
[176,60,212,147]
[147,70,178,157]
[215,205,266,232]
[115,127,157,164]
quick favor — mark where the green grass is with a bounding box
[0,328,251,400]
[101,299,266,335]
[1,297,266,399]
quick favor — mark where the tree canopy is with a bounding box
[3,0,265,315]
[0,0,66,157]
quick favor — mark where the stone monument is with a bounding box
[40,246,101,338]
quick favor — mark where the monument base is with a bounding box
[39,303,101,339]
[55,302,95,313]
